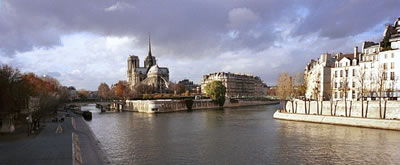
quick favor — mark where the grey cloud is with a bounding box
[292,0,400,39]
[1,0,400,89]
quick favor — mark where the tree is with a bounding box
[168,82,185,95]
[0,65,30,122]
[204,81,226,107]
[339,69,350,117]
[375,66,386,119]
[312,73,321,115]
[357,67,368,118]
[98,82,111,100]
[114,81,129,99]
[1,65,66,132]
[276,73,293,112]
[77,89,89,100]
[294,72,306,113]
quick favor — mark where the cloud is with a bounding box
[105,2,135,12]
[228,8,260,29]
[0,0,399,89]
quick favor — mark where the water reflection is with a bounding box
[83,104,400,164]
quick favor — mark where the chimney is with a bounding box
[354,46,358,58]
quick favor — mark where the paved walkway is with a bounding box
[0,111,110,165]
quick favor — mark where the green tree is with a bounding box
[204,81,226,106]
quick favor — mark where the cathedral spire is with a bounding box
[148,33,152,57]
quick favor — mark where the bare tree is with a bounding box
[338,69,350,117]
[312,73,321,115]
[276,73,293,112]
[295,72,306,114]
[357,67,368,118]
[375,66,386,119]
[326,77,334,116]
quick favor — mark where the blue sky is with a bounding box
[0,0,399,90]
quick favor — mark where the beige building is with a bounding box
[127,36,169,92]
[201,72,268,98]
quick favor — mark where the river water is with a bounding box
[82,104,400,164]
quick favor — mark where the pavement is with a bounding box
[0,111,111,165]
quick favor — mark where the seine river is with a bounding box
[82,104,400,164]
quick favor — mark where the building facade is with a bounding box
[201,72,268,97]
[127,36,169,92]
[305,17,400,101]
[304,53,336,100]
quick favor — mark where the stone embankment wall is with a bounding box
[273,111,400,131]
[125,99,219,113]
[125,99,279,113]
[285,100,400,119]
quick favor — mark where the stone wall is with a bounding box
[273,111,400,131]
[285,99,400,119]
[126,99,280,113]
[125,99,220,113]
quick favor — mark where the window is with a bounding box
[384,63,387,70]
[391,72,395,80]
[340,70,343,77]
[352,82,355,88]
[383,72,387,80]
[385,54,387,59]
[335,71,338,77]
[335,92,338,98]
[392,53,394,58]
[373,56,376,61]
[352,69,355,76]
[335,82,338,88]
[352,91,356,99]
[391,62,395,69]
[345,70,348,77]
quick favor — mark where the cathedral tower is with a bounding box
[144,34,157,71]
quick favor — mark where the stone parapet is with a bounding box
[273,111,400,131]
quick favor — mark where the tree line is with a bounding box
[96,81,191,100]
[0,65,69,130]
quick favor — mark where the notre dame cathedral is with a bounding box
[127,36,169,92]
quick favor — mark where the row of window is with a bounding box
[383,62,395,70]
[334,91,357,99]
[384,53,395,59]
[333,72,396,89]
[334,69,357,78]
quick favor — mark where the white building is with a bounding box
[304,53,336,100]
[307,17,400,101]
[331,48,361,101]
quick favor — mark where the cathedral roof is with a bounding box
[148,65,169,75]
[148,65,160,74]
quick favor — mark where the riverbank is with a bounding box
[273,110,400,131]
[0,111,111,165]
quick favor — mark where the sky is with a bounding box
[0,0,399,90]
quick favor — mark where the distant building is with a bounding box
[201,72,268,97]
[68,86,79,101]
[178,79,199,93]
[127,36,169,92]
[266,86,276,96]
